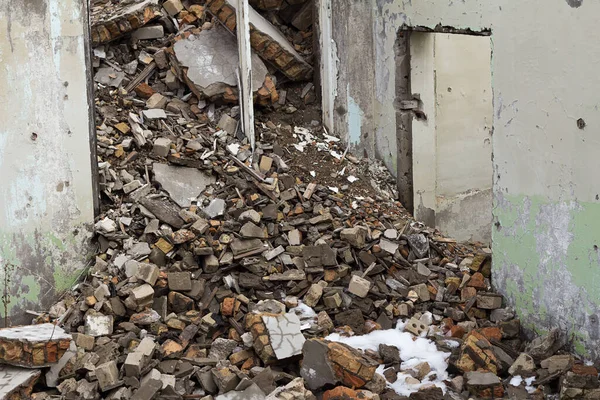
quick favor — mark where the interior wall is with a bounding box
[0,0,96,325]
[328,0,600,358]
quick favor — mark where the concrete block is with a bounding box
[153,137,172,157]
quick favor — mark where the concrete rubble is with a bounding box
[2,1,596,400]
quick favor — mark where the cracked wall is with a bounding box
[0,0,95,325]
[329,0,600,357]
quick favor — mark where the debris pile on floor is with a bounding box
[0,1,593,400]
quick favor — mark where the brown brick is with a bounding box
[97,25,111,43]
[135,82,155,99]
[105,21,120,38]
[224,15,237,31]
[262,42,282,60]
[207,0,226,14]
[221,297,235,316]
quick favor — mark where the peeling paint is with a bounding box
[493,193,600,359]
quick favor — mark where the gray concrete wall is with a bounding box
[0,0,96,325]
[328,0,600,358]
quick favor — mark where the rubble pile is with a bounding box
[0,1,596,400]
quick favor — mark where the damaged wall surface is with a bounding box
[327,0,600,358]
[0,0,96,325]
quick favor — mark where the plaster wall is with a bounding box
[0,0,96,325]
[328,0,600,357]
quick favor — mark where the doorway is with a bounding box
[396,31,493,243]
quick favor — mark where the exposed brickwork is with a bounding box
[0,329,71,368]
[327,342,378,388]
[245,313,276,363]
[91,1,162,46]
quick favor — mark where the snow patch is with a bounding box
[325,321,450,396]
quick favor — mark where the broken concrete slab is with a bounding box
[206,0,312,81]
[262,312,305,359]
[0,365,40,399]
[0,324,71,368]
[173,25,269,100]
[153,163,216,207]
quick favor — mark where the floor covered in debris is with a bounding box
[1,1,595,400]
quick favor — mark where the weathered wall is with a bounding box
[0,0,96,325]
[411,33,493,243]
[329,0,600,358]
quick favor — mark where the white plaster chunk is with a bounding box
[173,25,268,96]
[84,311,114,337]
[153,163,216,207]
[262,312,305,360]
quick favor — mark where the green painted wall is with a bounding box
[493,194,600,359]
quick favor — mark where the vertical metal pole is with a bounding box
[236,0,255,154]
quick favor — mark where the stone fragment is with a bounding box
[139,197,185,229]
[73,333,95,351]
[406,234,429,258]
[541,354,574,374]
[348,275,371,298]
[265,377,315,400]
[135,263,159,285]
[153,138,171,157]
[508,353,536,376]
[95,361,120,392]
[212,366,241,393]
[124,352,145,377]
[304,283,324,307]
[218,114,238,136]
[208,338,237,360]
[340,226,367,248]
[146,93,168,109]
[288,229,302,245]
[477,293,503,309]
[525,327,563,363]
[240,222,267,238]
[168,271,192,291]
[153,163,216,207]
[131,24,164,40]
[163,0,184,16]
[239,209,261,224]
[464,371,504,398]
[204,198,227,218]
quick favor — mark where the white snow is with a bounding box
[289,303,317,330]
[510,375,536,393]
[509,376,523,386]
[325,321,450,396]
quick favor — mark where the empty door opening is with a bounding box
[396,30,493,243]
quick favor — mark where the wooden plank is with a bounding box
[236,0,255,152]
